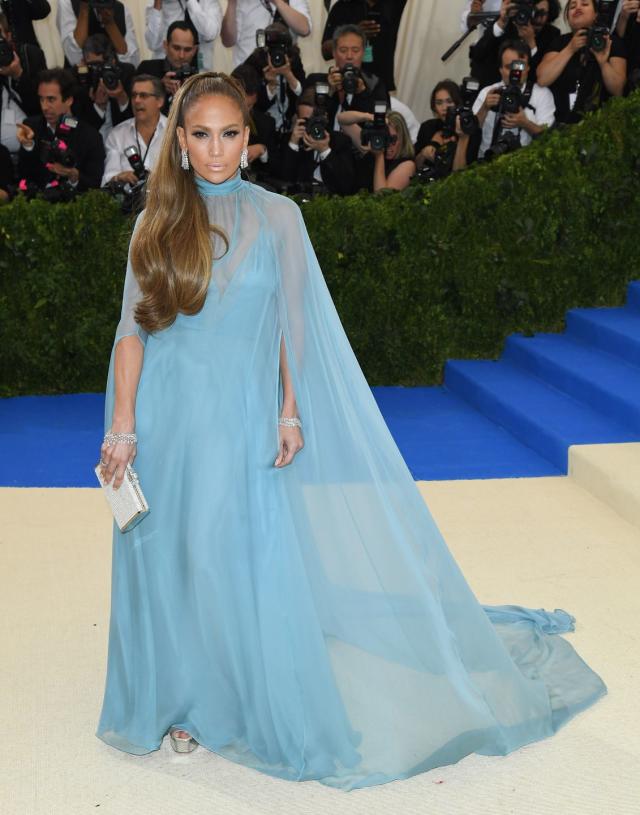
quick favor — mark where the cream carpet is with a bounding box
[1,476,639,815]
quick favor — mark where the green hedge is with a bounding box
[2,93,640,396]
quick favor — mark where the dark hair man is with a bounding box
[57,0,140,67]
[320,0,408,92]
[144,0,222,71]
[16,67,104,191]
[136,20,199,114]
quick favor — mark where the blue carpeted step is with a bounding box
[445,359,638,471]
[566,307,640,367]
[628,281,640,311]
[503,333,640,433]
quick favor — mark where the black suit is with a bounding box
[0,0,50,48]
[243,47,306,135]
[0,143,14,193]
[305,69,389,130]
[73,60,135,131]
[0,42,46,124]
[18,114,105,190]
[281,130,355,195]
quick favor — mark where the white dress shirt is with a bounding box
[1,84,27,154]
[229,0,312,67]
[145,0,223,70]
[57,0,140,67]
[102,113,167,185]
[472,81,555,158]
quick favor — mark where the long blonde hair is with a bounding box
[131,72,249,334]
[387,111,414,161]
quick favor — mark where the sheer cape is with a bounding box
[97,171,606,790]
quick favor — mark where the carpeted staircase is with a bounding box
[445,281,640,473]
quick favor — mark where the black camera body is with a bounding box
[174,63,197,83]
[361,103,389,152]
[0,35,14,68]
[442,76,480,138]
[586,23,609,53]
[341,63,361,95]
[40,137,76,169]
[492,60,526,115]
[78,59,122,91]
[256,28,292,68]
[511,0,537,26]
[305,82,330,141]
[484,129,521,160]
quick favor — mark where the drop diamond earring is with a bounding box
[181,148,189,170]
[240,148,248,170]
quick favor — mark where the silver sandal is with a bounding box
[169,726,198,753]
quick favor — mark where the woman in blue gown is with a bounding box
[96,72,606,791]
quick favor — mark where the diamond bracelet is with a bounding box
[103,431,138,446]
[278,417,302,428]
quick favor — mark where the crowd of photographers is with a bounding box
[0,0,639,205]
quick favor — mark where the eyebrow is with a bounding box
[189,123,242,130]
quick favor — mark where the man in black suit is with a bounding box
[282,87,355,195]
[16,67,104,192]
[231,62,277,180]
[0,0,50,49]
[135,20,199,115]
[73,32,133,138]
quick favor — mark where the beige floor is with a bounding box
[1,476,639,815]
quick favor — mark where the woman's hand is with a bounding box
[100,428,137,489]
[569,27,589,54]
[592,34,612,66]
[274,424,304,468]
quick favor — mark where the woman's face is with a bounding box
[567,0,597,30]
[385,123,399,160]
[177,93,249,185]
[432,89,455,122]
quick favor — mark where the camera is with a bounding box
[0,35,14,69]
[304,82,330,141]
[484,130,521,160]
[40,137,76,169]
[174,63,197,83]
[124,145,148,180]
[585,1,616,52]
[417,142,457,184]
[341,63,361,95]
[492,59,526,115]
[256,27,292,69]
[361,102,389,152]
[78,59,122,91]
[510,0,537,26]
[442,76,480,138]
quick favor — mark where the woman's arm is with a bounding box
[101,335,144,488]
[537,30,586,86]
[273,0,311,37]
[275,334,303,467]
[221,0,237,47]
[373,152,415,192]
[598,53,627,97]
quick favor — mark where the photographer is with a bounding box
[101,74,166,186]
[537,0,627,124]
[616,1,640,88]
[136,20,199,114]
[320,0,408,92]
[74,33,133,140]
[337,107,415,191]
[221,0,312,68]
[470,0,562,87]
[0,11,46,156]
[282,85,355,194]
[16,67,104,193]
[57,0,139,68]
[0,1,51,49]
[414,79,480,172]
[231,62,276,176]
[243,22,305,140]
[145,0,222,71]
[473,39,555,158]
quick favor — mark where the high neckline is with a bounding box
[194,170,244,196]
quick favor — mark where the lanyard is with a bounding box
[135,123,157,166]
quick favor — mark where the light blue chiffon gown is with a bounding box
[96,171,606,790]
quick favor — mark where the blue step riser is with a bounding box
[628,282,640,311]
[566,313,640,367]
[503,340,640,435]
[444,364,569,472]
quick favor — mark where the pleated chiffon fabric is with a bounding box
[96,172,606,790]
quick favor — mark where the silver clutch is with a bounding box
[94,461,150,532]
